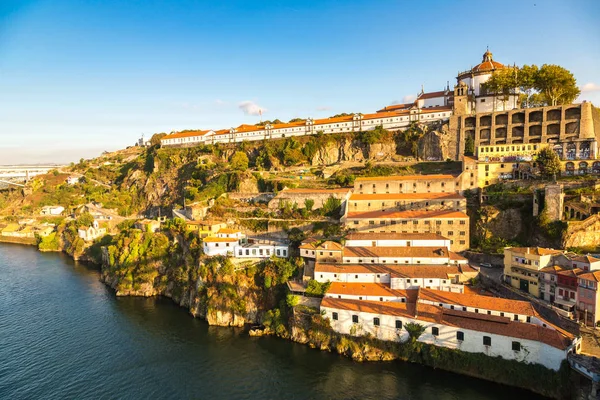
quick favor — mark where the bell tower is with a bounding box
[453,81,469,116]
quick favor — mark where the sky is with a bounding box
[1,0,599,165]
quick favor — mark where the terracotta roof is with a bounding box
[361,111,407,121]
[557,268,584,278]
[346,210,469,220]
[355,174,457,182]
[578,271,600,282]
[233,124,264,133]
[277,188,350,194]
[345,232,449,241]
[320,297,573,350]
[316,241,343,251]
[163,130,212,140]
[540,265,567,274]
[217,228,242,234]
[349,192,464,201]
[271,120,307,130]
[507,247,563,256]
[315,263,464,279]
[326,282,405,298]
[299,242,318,250]
[419,288,536,316]
[313,115,354,125]
[572,255,600,264]
[343,246,449,259]
[377,103,415,113]
[418,90,449,100]
[449,252,468,261]
[203,237,238,243]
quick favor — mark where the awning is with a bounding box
[553,298,576,309]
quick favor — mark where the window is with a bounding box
[526,316,531,323]
[513,315,519,321]
[373,317,380,326]
[512,341,521,351]
[352,315,359,323]
[456,331,464,341]
[332,312,338,320]
[432,327,439,336]
[395,320,402,329]
[462,306,467,311]
[475,308,479,313]
[483,336,491,346]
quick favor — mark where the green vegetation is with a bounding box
[230,151,249,171]
[484,63,580,108]
[536,147,562,179]
[305,279,331,297]
[37,232,60,252]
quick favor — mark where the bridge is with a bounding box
[0,165,64,188]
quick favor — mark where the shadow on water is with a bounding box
[0,244,550,400]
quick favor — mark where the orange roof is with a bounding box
[361,111,407,120]
[315,263,465,279]
[271,120,307,130]
[233,124,264,133]
[217,228,242,234]
[203,237,238,243]
[278,188,350,194]
[345,232,448,241]
[377,103,415,113]
[578,270,600,282]
[449,252,468,261]
[418,90,449,100]
[355,174,456,182]
[316,241,343,251]
[572,255,600,264]
[540,265,568,274]
[349,192,464,201]
[557,268,584,278]
[313,115,355,125]
[344,246,449,259]
[163,130,212,140]
[320,297,573,350]
[326,282,405,298]
[419,288,536,316]
[507,247,563,256]
[346,209,469,220]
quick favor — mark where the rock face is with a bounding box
[479,207,524,240]
[310,137,401,166]
[563,215,600,248]
[417,123,456,161]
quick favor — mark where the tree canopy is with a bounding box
[230,151,249,171]
[483,63,580,108]
[536,147,561,179]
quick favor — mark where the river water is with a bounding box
[0,244,547,400]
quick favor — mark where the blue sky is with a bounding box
[1,0,599,164]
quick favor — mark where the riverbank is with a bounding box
[0,236,36,246]
[5,239,580,399]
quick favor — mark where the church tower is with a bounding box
[453,81,470,116]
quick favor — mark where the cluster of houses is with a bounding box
[503,247,600,325]
[298,232,579,371]
[202,228,289,259]
[0,219,54,240]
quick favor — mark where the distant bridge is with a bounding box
[0,165,64,181]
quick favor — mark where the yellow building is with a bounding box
[186,220,228,238]
[347,192,467,214]
[503,247,563,298]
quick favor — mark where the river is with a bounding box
[0,244,547,399]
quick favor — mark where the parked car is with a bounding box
[480,263,492,268]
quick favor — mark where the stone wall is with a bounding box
[563,214,600,249]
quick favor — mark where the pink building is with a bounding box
[578,270,600,326]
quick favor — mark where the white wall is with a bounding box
[345,238,450,249]
[322,305,570,371]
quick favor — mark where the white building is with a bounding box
[66,176,80,185]
[40,206,65,216]
[342,246,467,265]
[344,232,451,250]
[203,229,289,259]
[321,296,579,371]
[78,220,107,242]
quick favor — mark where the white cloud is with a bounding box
[316,106,331,111]
[581,82,600,93]
[239,100,266,116]
[402,94,417,104]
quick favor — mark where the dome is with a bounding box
[471,49,505,72]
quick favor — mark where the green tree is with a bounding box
[76,212,94,227]
[288,118,304,123]
[464,135,475,156]
[304,198,315,212]
[150,133,167,146]
[230,151,249,171]
[482,67,519,110]
[536,147,561,179]
[404,322,426,341]
[534,64,580,106]
[517,64,539,108]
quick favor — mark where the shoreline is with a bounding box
[0,241,573,399]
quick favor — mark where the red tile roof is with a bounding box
[163,130,212,140]
[507,247,563,256]
[346,210,469,220]
[345,232,448,241]
[355,174,456,182]
[320,297,573,350]
[343,246,449,259]
[326,282,405,298]
[418,90,449,100]
[349,192,464,201]
[315,263,464,279]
